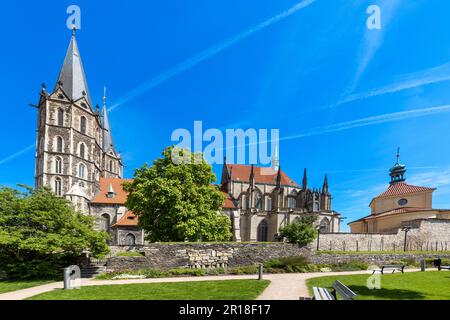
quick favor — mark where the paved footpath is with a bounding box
[0,269,420,300]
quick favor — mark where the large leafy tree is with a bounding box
[124,146,231,242]
[0,186,109,279]
[280,215,318,246]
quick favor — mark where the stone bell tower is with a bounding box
[34,28,107,213]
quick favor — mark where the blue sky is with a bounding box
[1,0,450,231]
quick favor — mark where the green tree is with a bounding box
[280,215,318,246]
[0,186,109,279]
[124,146,231,242]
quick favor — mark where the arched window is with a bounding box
[257,220,268,242]
[55,157,62,174]
[79,143,85,159]
[255,192,262,210]
[56,137,63,153]
[288,197,297,209]
[57,109,64,126]
[78,163,86,179]
[265,196,272,211]
[109,160,113,172]
[55,178,62,196]
[100,213,110,231]
[319,218,330,233]
[125,233,136,246]
[80,116,87,134]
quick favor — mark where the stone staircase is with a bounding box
[80,259,108,278]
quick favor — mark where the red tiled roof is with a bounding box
[112,210,139,228]
[226,164,299,187]
[348,207,449,225]
[91,178,131,204]
[221,191,236,209]
[376,182,435,198]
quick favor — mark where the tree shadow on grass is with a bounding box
[348,285,425,300]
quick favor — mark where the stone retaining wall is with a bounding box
[106,243,311,271]
[318,219,450,252]
[310,253,450,265]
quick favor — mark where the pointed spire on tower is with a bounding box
[101,88,116,154]
[302,168,308,190]
[272,144,279,172]
[54,28,92,105]
[276,166,282,188]
[322,174,329,194]
[389,147,406,184]
[249,164,255,188]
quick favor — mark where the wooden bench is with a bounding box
[312,280,357,300]
[434,259,450,271]
[372,265,405,274]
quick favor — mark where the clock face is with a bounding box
[398,198,408,206]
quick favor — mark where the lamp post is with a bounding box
[401,226,411,252]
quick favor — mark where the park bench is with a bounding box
[312,280,357,300]
[433,259,450,271]
[372,265,405,274]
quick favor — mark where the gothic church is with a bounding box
[33,31,340,245]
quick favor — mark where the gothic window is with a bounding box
[124,233,136,246]
[265,196,272,211]
[79,143,85,159]
[56,136,63,153]
[55,157,62,174]
[78,163,86,179]
[255,192,262,210]
[288,197,297,209]
[100,213,110,231]
[313,201,320,212]
[54,178,62,196]
[80,116,87,134]
[319,218,330,233]
[57,109,64,126]
[257,220,268,242]
[109,160,113,172]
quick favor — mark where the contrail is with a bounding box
[109,0,317,111]
[0,144,35,166]
[310,166,438,174]
[0,1,317,167]
[341,0,401,99]
[339,62,450,105]
[218,104,450,152]
[281,104,450,141]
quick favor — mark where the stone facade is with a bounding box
[220,164,341,242]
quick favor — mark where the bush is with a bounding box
[208,267,227,276]
[168,268,207,277]
[279,216,317,246]
[140,268,168,278]
[264,256,309,272]
[229,265,259,275]
[330,261,369,272]
[0,187,109,279]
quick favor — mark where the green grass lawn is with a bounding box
[307,271,450,300]
[28,279,270,300]
[0,279,55,294]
